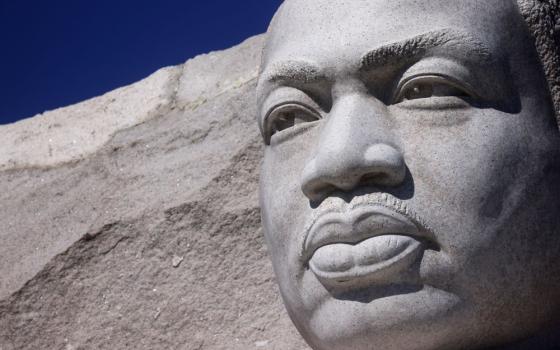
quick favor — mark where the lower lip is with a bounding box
[309,235,423,290]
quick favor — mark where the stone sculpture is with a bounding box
[257,1,560,349]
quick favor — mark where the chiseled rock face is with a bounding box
[0,35,309,350]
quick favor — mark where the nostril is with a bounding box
[359,168,404,187]
[362,144,406,186]
[360,172,390,185]
[302,178,338,203]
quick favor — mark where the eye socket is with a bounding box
[394,75,475,104]
[264,103,321,142]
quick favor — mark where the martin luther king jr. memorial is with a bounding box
[2,1,560,349]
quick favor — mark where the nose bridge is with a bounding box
[301,92,405,201]
[318,93,391,161]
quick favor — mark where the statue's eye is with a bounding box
[265,103,320,141]
[394,75,474,103]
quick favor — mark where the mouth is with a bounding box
[303,197,434,291]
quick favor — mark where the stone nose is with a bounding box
[300,94,406,202]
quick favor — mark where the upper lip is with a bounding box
[302,194,435,262]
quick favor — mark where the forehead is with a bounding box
[263,0,521,71]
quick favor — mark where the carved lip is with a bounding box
[303,198,433,262]
[309,236,423,290]
[301,195,434,288]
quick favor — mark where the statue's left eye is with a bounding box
[265,103,320,142]
[394,75,473,103]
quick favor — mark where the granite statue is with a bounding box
[257,1,560,349]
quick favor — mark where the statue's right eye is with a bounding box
[265,103,320,143]
[393,74,476,104]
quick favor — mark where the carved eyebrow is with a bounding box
[261,60,328,84]
[360,29,493,71]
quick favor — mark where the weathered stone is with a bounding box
[3,1,560,349]
[0,35,308,350]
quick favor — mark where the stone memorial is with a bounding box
[1,1,559,349]
[258,0,560,349]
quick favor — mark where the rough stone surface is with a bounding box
[0,35,308,350]
[517,0,560,127]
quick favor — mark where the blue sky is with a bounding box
[0,1,281,124]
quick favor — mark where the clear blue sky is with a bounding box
[0,1,281,124]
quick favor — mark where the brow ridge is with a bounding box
[361,29,492,71]
[262,60,327,84]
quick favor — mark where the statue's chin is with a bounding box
[285,280,560,350]
[284,285,468,350]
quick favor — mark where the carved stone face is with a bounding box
[257,1,560,349]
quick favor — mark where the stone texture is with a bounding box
[258,1,560,349]
[517,0,560,127]
[0,35,308,350]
